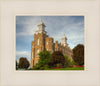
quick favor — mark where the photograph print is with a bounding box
[16,16,84,70]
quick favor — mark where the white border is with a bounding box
[14,14,86,72]
[0,1,100,86]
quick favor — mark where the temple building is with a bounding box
[30,20,73,68]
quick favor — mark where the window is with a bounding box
[37,39,39,45]
[47,42,48,45]
[37,49,40,57]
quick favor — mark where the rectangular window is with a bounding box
[47,42,48,45]
[37,49,39,57]
[37,39,39,45]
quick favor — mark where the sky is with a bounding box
[16,16,84,62]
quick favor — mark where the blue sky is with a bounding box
[16,16,84,62]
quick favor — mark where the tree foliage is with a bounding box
[64,55,71,67]
[18,57,30,69]
[33,50,51,70]
[64,55,76,66]
[73,44,84,66]
[50,51,65,66]
[38,50,51,65]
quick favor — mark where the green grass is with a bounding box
[52,67,84,70]
[30,67,84,70]
[29,67,84,70]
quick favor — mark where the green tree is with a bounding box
[64,55,76,66]
[33,50,51,70]
[64,55,71,67]
[50,51,65,67]
[18,57,30,69]
[73,44,84,66]
[38,50,51,65]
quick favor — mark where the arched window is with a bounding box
[47,42,48,45]
[37,49,40,57]
[37,39,39,45]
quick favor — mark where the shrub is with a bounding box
[40,67,44,70]
[56,63,62,67]
[70,60,76,65]
[33,64,40,70]
[38,65,49,70]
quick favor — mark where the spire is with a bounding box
[36,18,47,34]
[62,34,67,39]
[38,18,45,26]
[40,18,42,22]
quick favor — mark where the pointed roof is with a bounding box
[62,34,66,38]
[62,34,67,39]
[38,18,46,26]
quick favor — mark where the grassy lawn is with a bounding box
[18,67,84,70]
[52,67,84,70]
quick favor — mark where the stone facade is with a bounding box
[30,20,73,68]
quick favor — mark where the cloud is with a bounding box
[46,19,84,47]
[16,25,37,37]
[16,16,84,61]
[16,51,31,62]
[16,51,29,55]
[16,16,41,37]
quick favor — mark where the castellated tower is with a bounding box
[31,20,73,68]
